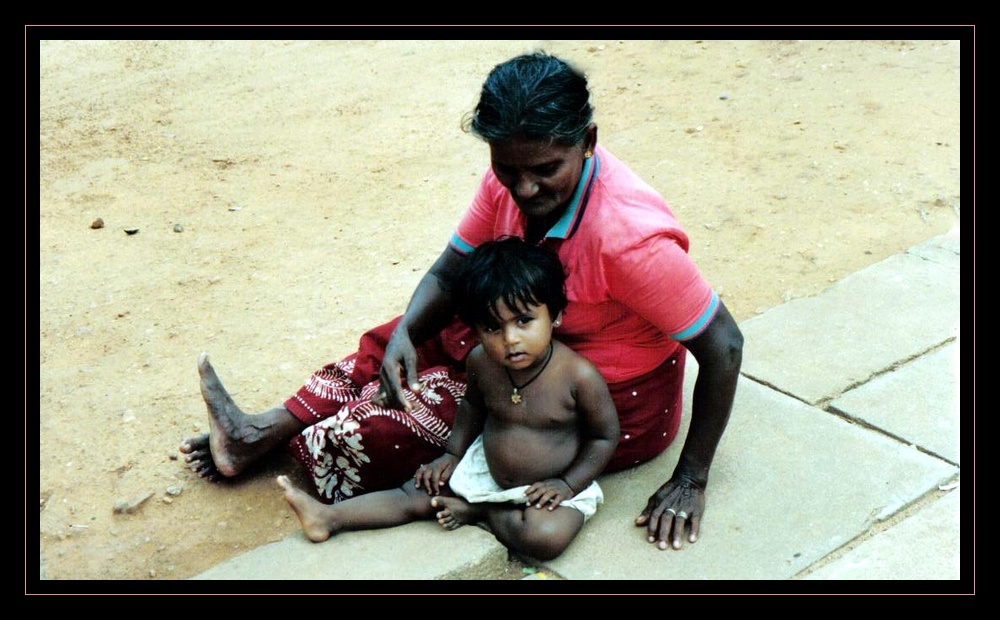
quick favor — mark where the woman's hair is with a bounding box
[454,236,568,329]
[464,52,593,146]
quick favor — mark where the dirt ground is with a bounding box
[37,39,961,583]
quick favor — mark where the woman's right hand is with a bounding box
[373,246,464,411]
[374,325,422,412]
[414,452,460,495]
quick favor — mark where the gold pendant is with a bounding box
[511,389,522,404]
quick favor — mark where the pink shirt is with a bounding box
[451,145,718,383]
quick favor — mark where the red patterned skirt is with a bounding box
[286,316,685,503]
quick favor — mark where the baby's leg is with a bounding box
[277,476,438,542]
[486,504,585,561]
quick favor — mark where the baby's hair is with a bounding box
[454,236,568,329]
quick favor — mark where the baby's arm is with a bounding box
[555,358,619,496]
[446,347,488,457]
[415,347,488,495]
[525,358,619,509]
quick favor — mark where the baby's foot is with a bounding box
[277,475,334,542]
[431,496,482,531]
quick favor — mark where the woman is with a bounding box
[180,52,743,552]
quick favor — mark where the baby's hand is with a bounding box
[414,453,459,496]
[525,478,574,510]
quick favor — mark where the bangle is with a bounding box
[559,477,576,495]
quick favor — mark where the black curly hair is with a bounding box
[454,236,568,329]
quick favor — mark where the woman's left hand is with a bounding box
[634,478,705,550]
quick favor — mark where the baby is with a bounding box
[278,237,619,560]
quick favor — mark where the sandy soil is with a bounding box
[37,39,961,582]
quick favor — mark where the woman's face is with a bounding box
[489,136,589,222]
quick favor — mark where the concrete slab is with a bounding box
[187,235,963,583]
[192,519,512,580]
[906,229,961,263]
[830,343,960,465]
[538,361,959,580]
[738,239,959,405]
[803,487,961,580]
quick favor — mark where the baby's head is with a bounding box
[454,236,567,330]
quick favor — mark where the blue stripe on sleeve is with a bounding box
[671,291,720,341]
[449,233,475,255]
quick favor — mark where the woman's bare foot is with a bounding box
[431,495,483,530]
[277,475,335,542]
[177,432,222,481]
[178,353,294,479]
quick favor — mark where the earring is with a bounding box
[584,150,593,159]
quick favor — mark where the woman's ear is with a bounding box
[583,124,598,156]
[552,311,564,328]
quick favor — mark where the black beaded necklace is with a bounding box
[504,342,554,405]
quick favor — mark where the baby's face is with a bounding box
[476,300,555,371]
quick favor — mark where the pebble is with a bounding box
[113,490,155,515]
[124,228,140,235]
[90,218,105,229]
[165,485,183,496]
[173,223,184,233]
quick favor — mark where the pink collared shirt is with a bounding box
[451,145,718,383]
